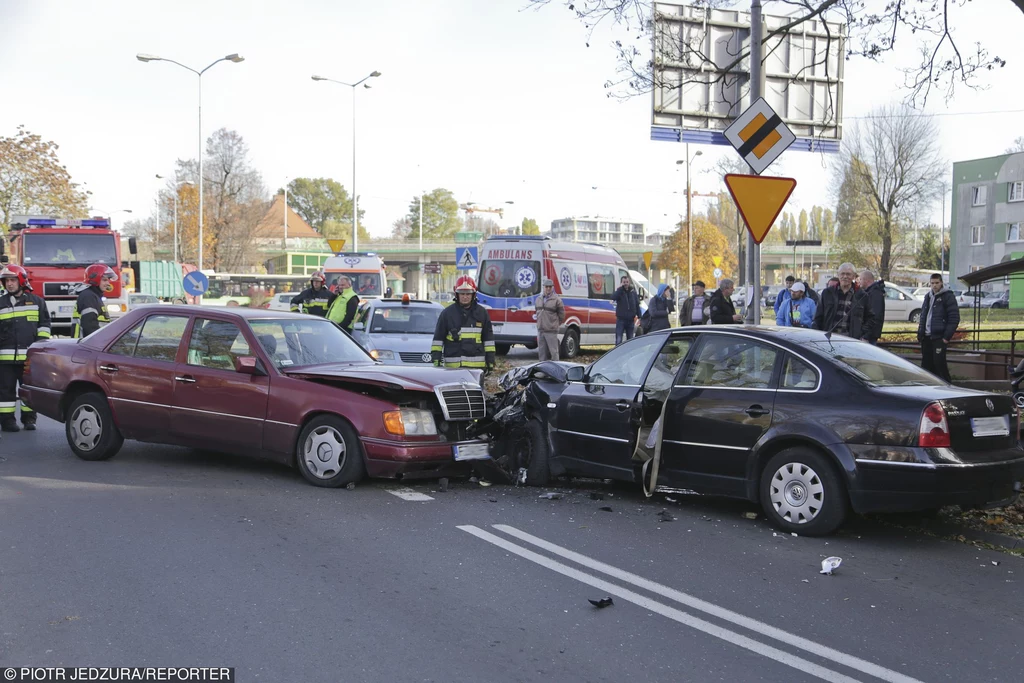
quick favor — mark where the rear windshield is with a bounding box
[22,233,117,267]
[327,273,382,296]
[368,306,440,334]
[808,340,945,387]
[478,259,541,298]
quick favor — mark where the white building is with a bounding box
[550,216,650,244]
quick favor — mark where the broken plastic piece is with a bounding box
[588,597,614,608]
[540,492,562,500]
[518,468,528,485]
[820,557,842,575]
[345,482,356,490]
[656,510,675,522]
[743,512,758,520]
[599,506,613,512]
[479,480,492,487]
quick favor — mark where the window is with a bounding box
[187,319,250,371]
[1010,181,1023,203]
[808,340,945,387]
[587,335,665,386]
[107,320,144,357]
[972,225,985,245]
[132,315,188,363]
[368,306,440,334]
[1009,223,1022,242]
[643,337,694,393]
[972,186,987,206]
[249,317,371,369]
[587,264,617,300]
[22,233,117,267]
[685,336,778,389]
[477,259,541,298]
[884,287,905,301]
[781,355,818,390]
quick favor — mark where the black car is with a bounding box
[512,326,1024,535]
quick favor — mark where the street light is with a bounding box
[137,51,245,274]
[156,174,194,263]
[312,70,381,253]
[676,147,703,288]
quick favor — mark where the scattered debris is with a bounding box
[540,492,563,500]
[488,498,498,503]
[479,480,492,487]
[791,533,798,537]
[665,496,678,503]
[993,560,1001,566]
[518,468,528,485]
[588,597,614,608]
[656,510,675,522]
[438,478,449,492]
[801,579,809,583]
[589,492,605,501]
[599,506,613,512]
[469,477,479,484]
[345,482,356,490]
[820,557,843,575]
[743,512,758,520]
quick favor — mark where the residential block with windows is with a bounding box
[950,152,1024,303]
[550,217,650,244]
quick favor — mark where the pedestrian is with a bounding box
[774,275,796,316]
[812,263,875,338]
[326,275,360,332]
[679,280,710,326]
[797,278,820,306]
[74,263,115,338]
[290,270,336,317]
[535,278,565,361]
[775,282,816,328]
[858,270,885,344]
[647,284,674,332]
[431,276,496,372]
[917,272,960,382]
[708,278,743,324]
[0,265,50,432]
[611,275,640,344]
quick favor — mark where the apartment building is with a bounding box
[550,217,649,244]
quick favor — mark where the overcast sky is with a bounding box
[1,0,1022,239]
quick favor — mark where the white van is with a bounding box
[323,253,388,300]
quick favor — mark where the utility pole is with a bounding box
[745,0,763,324]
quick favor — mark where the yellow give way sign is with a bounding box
[643,251,653,270]
[712,256,722,268]
[327,239,346,253]
[724,174,797,245]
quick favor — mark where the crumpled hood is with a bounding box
[283,362,480,391]
[359,334,435,353]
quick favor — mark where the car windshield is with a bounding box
[131,295,158,304]
[328,273,382,296]
[368,306,440,334]
[249,318,372,369]
[22,233,117,268]
[808,340,946,387]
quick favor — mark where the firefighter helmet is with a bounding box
[85,263,116,290]
[454,276,477,294]
[310,270,326,285]
[0,264,30,289]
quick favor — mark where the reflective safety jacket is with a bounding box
[73,286,110,339]
[326,288,360,331]
[431,300,495,369]
[0,290,51,363]
[290,286,337,317]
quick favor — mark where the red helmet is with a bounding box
[85,263,116,290]
[0,264,30,290]
[454,276,477,294]
[310,270,326,285]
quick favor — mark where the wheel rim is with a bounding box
[1014,393,1024,410]
[769,462,824,524]
[302,425,347,479]
[70,405,103,452]
[565,333,578,357]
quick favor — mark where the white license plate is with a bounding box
[453,442,491,461]
[58,305,74,314]
[971,416,1009,437]
[492,324,503,332]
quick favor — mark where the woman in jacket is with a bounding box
[648,284,673,332]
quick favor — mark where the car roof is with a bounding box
[137,304,317,320]
[657,324,857,346]
[365,298,442,309]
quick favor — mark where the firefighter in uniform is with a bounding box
[290,271,336,317]
[431,276,496,372]
[325,275,360,332]
[73,264,115,339]
[0,265,51,431]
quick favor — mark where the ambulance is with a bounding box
[475,235,643,358]
[323,252,389,300]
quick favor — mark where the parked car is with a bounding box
[127,293,161,310]
[882,283,924,322]
[508,326,1024,535]
[911,287,930,300]
[19,306,490,487]
[975,291,1004,308]
[267,291,299,311]
[992,291,1010,309]
[351,296,444,364]
[950,290,972,307]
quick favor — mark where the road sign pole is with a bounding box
[746,0,763,325]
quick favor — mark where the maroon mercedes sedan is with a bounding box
[19,306,491,487]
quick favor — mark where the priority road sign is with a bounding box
[456,246,479,271]
[723,174,797,245]
[723,98,796,175]
[182,270,209,297]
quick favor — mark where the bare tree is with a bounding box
[1006,136,1024,154]
[203,129,267,271]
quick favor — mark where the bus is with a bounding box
[202,273,312,307]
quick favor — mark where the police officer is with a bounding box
[326,275,360,332]
[0,265,50,431]
[290,271,336,317]
[74,263,115,339]
[431,276,496,371]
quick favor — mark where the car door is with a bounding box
[658,332,781,496]
[169,316,270,452]
[554,333,667,478]
[884,286,909,322]
[94,313,189,440]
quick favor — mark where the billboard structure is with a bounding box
[651,2,846,153]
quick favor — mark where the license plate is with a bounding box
[492,324,503,332]
[58,305,74,314]
[453,442,491,461]
[971,416,1009,437]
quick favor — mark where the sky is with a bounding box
[1,0,1023,241]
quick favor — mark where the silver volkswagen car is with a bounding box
[351,296,444,365]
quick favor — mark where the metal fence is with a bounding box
[878,327,1023,380]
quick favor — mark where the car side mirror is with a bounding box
[234,355,262,375]
[353,322,365,331]
[566,365,585,382]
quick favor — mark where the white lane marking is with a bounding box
[459,525,862,683]
[492,524,923,683]
[385,487,434,502]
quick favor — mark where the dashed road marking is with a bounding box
[385,487,434,502]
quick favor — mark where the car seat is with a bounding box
[408,312,431,334]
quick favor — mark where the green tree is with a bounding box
[0,126,89,231]
[798,209,809,240]
[916,230,942,270]
[521,218,542,235]
[406,188,463,240]
[656,216,736,286]
[322,218,372,246]
[282,177,363,234]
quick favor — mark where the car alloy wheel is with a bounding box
[69,404,103,452]
[302,425,347,479]
[769,462,824,525]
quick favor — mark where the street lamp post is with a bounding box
[312,71,381,253]
[156,175,193,263]
[137,51,245,274]
[676,147,702,287]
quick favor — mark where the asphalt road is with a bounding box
[2,415,1023,682]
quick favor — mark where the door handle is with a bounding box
[99,364,118,372]
[615,400,631,412]
[509,306,519,312]
[174,375,197,384]
[745,404,770,417]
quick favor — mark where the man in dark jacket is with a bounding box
[917,273,960,382]
[74,263,115,339]
[680,281,710,326]
[431,276,495,370]
[858,270,885,344]
[813,262,875,339]
[611,275,640,344]
[709,279,743,324]
[0,265,50,431]
[290,271,336,317]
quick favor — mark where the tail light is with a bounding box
[919,402,951,448]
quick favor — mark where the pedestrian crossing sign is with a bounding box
[456,246,479,271]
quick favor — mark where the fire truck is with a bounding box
[0,215,133,336]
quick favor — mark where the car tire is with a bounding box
[909,309,922,323]
[295,415,366,488]
[495,343,512,356]
[524,419,551,486]
[560,327,580,359]
[760,448,847,536]
[65,392,124,461]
